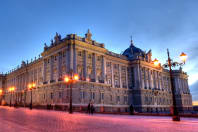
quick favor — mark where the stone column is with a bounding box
[32,70,34,84]
[69,44,74,72]
[111,62,114,87]
[144,68,147,89]
[101,55,106,83]
[139,66,142,89]
[83,50,87,80]
[50,56,54,81]
[153,70,156,89]
[119,64,122,88]
[43,59,46,83]
[161,75,164,91]
[134,66,140,89]
[66,43,73,74]
[125,67,128,89]
[148,69,151,89]
[92,53,97,82]
[158,72,161,90]
[37,69,39,85]
[73,44,77,74]
[57,52,61,80]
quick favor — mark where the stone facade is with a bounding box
[0,30,192,113]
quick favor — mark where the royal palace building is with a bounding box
[0,30,193,113]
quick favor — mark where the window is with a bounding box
[117,96,120,102]
[124,96,128,103]
[78,51,82,56]
[115,80,119,87]
[100,93,104,100]
[54,56,57,61]
[51,93,53,99]
[106,62,111,67]
[63,52,65,57]
[108,79,111,84]
[59,92,62,98]
[91,92,95,100]
[88,54,92,59]
[97,56,101,61]
[110,95,113,101]
[81,91,85,99]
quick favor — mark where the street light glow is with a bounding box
[28,84,32,89]
[74,74,79,81]
[32,83,36,88]
[180,52,187,63]
[64,76,70,83]
[153,58,159,67]
[0,89,2,95]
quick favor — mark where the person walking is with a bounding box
[87,103,91,114]
[130,104,134,115]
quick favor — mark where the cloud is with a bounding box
[187,43,198,61]
[190,81,198,101]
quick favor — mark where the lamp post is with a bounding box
[153,49,187,121]
[28,83,36,110]
[64,69,79,114]
[8,87,15,107]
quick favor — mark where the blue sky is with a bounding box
[0,0,198,101]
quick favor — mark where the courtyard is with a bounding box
[0,106,198,132]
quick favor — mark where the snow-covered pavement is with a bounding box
[0,106,198,132]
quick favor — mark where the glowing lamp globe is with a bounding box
[153,58,159,66]
[180,52,187,63]
[64,76,70,83]
[32,83,36,88]
[28,84,32,89]
[74,74,79,81]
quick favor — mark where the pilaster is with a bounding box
[83,50,87,80]
[92,53,97,82]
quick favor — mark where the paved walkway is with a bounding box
[0,106,198,132]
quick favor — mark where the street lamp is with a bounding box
[153,58,160,67]
[28,83,36,110]
[162,49,187,121]
[64,69,79,114]
[8,87,15,107]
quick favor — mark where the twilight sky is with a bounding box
[0,0,198,101]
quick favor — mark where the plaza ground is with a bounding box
[0,106,198,132]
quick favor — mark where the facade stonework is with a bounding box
[0,30,192,113]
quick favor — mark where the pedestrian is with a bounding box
[90,103,94,115]
[87,103,91,114]
[130,104,134,115]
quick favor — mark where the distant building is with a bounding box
[0,30,193,113]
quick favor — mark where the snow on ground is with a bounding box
[0,106,198,132]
